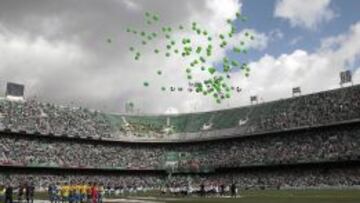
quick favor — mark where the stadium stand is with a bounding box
[0,84,359,191]
[0,85,360,141]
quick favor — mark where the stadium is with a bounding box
[1,0,360,203]
[1,82,360,203]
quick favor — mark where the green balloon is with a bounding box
[153,15,159,21]
[231,60,239,67]
[143,81,149,86]
[233,47,241,53]
[208,67,216,74]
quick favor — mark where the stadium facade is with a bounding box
[0,85,359,191]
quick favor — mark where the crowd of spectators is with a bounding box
[0,124,358,170]
[1,85,360,140]
[0,99,113,139]
[250,85,360,132]
[1,166,359,192]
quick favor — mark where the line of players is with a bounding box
[48,182,105,203]
[0,182,35,203]
[162,183,238,197]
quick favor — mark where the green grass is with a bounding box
[33,189,360,203]
[131,190,360,203]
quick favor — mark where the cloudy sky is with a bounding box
[0,0,359,114]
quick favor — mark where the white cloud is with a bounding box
[289,36,302,46]
[0,0,251,114]
[228,21,360,106]
[274,0,336,30]
[1,0,358,115]
[118,0,141,11]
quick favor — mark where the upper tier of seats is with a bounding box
[0,84,360,141]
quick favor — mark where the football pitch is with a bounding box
[33,190,360,203]
[103,190,360,203]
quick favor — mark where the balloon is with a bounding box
[126,11,255,103]
[196,47,202,54]
[233,47,241,53]
[208,67,216,74]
